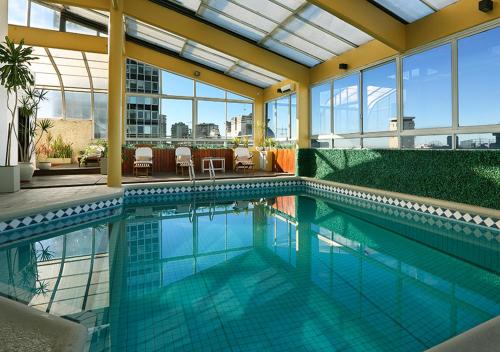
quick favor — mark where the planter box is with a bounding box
[46,157,72,165]
[0,165,20,193]
[100,157,108,175]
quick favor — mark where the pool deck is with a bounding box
[21,171,292,189]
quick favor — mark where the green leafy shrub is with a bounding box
[297,149,500,209]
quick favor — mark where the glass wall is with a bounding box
[310,23,500,150]
[265,94,297,142]
[125,59,254,145]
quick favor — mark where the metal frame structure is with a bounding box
[265,92,297,143]
[308,19,500,150]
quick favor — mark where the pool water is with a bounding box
[0,193,499,351]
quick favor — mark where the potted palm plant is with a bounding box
[0,37,37,192]
[18,87,53,181]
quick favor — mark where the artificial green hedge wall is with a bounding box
[297,149,500,210]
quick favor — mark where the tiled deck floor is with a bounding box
[22,171,293,189]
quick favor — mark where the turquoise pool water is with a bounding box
[0,193,499,351]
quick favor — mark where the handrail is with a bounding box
[188,160,195,187]
[208,159,216,189]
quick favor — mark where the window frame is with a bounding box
[309,19,500,150]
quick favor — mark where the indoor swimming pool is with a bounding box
[0,190,499,351]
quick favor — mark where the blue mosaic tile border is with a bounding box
[304,181,500,231]
[0,197,123,241]
[1,178,498,245]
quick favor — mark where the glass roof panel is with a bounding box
[190,42,238,61]
[262,38,320,67]
[49,48,83,59]
[169,0,201,12]
[92,77,108,90]
[229,66,279,88]
[34,73,60,87]
[272,0,307,11]
[271,29,333,61]
[237,62,284,82]
[372,0,434,23]
[199,7,266,41]
[125,17,186,52]
[182,43,235,71]
[232,0,291,23]
[283,17,353,55]
[8,0,28,25]
[205,0,277,33]
[426,0,457,8]
[65,6,108,25]
[61,74,91,89]
[299,5,373,46]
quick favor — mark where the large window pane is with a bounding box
[401,135,452,149]
[334,138,360,149]
[227,103,253,138]
[458,26,500,126]
[276,96,290,140]
[363,61,397,132]
[126,96,161,139]
[196,82,225,99]
[66,21,98,36]
[457,133,500,149]
[30,2,60,30]
[403,44,452,129]
[65,91,91,119]
[163,99,192,139]
[266,101,276,138]
[311,82,331,135]
[333,74,360,134]
[38,90,63,118]
[8,0,28,25]
[162,71,194,96]
[363,137,397,149]
[196,101,225,139]
[126,59,160,94]
[94,93,108,139]
[227,92,251,101]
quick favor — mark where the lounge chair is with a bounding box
[175,147,192,176]
[133,147,153,177]
[234,147,254,173]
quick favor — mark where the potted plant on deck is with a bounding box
[96,139,108,175]
[0,37,37,192]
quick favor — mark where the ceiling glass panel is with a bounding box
[125,17,186,52]
[426,0,457,9]
[232,0,291,23]
[8,0,28,25]
[169,0,201,11]
[271,29,332,61]
[262,38,320,67]
[237,62,284,82]
[49,48,83,59]
[272,0,306,11]
[230,66,279,88]
[65,6,108,25]
[199,7,266,41]
[61,75,91,89]
[283,18,353,54]
[183,44,235,71]
[299,5,373,46]
[33,73,60,87]
[372,0,434,23]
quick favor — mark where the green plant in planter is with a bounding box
[49,134,73,158]
[242,136,250,148]
[264,137,276,149]
[232,137,241,148]
[18,87,53,162]
[0,37,37,166]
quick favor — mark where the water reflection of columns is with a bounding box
[252,203,268,250]
[296,195,312,281]
[108,219,127,351]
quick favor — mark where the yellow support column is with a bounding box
[253,94,265,148]
[107,0,123,187]
[297,80,310,149]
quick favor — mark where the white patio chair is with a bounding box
[133,147,153,177]
[234,147,254,173]
[175,147,192,176]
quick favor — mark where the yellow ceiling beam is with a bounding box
[308,0,406,52]
[8,25,108,53]
[37,0,109,11]
[122,0,309,82]
[407,0,500,49]
[125,41,263,99]
[310,40,397,85]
